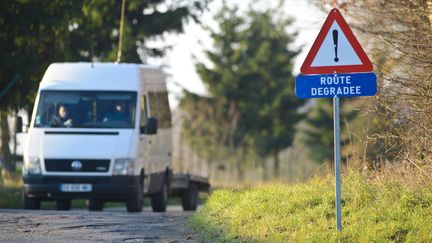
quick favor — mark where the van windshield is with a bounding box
[34,91,137,129]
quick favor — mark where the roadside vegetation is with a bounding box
[190,169,432,242]
[0,168,22,208]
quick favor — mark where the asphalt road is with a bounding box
[0,206,197,243]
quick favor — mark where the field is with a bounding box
[189,171,432,242]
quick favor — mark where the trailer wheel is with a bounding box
[181,183,198,211]
[56,199,71,210]
[88,200,104,211]
[23,194,40,210]
[126,181,143,212]
[151,179,168,212]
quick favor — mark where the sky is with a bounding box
[146,0,327,108]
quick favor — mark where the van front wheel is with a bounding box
[23,194,41,210]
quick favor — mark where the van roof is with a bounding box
[39,62,163,91]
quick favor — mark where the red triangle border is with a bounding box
[300,8,373,75]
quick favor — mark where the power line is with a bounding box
[116,0,126,63]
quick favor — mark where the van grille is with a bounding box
[44,159,110,172]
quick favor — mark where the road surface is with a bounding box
[0,206,197,242]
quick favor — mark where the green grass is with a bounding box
[0,186,23,208]
[189,171,432,242]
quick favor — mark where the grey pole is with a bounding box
[333,96,342,231]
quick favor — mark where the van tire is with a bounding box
[56,199,71,210]
[88,200,104,211]
[23,194,40,210]
[181,183,198,211]
[151,179,168,212]
[126,182,143,212]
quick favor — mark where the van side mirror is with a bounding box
[140,117,158,135]
[15,116,23,133]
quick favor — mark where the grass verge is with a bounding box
[189,171,432,242]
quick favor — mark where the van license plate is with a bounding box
[60,184,92,192]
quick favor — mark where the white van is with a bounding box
[23,62,176,212]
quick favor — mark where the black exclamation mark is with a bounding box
[333,30,339,62]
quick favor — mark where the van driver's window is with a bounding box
[148,91,172,129]
[34,90,137,129]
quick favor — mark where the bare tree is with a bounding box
[321,0,432,167]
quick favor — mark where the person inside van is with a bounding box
[103,101,129,123]
[50,105,73,127]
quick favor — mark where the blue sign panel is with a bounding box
[295,72,377,99]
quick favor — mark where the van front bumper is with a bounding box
[23,175,140,200]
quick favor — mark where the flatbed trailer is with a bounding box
[170,173,210,211]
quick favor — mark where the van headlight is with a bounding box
[23,157,41,175]
[113,159,135,175]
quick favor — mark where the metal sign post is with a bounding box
[333,97,342,231]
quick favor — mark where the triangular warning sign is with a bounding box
[300,8,373,75]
